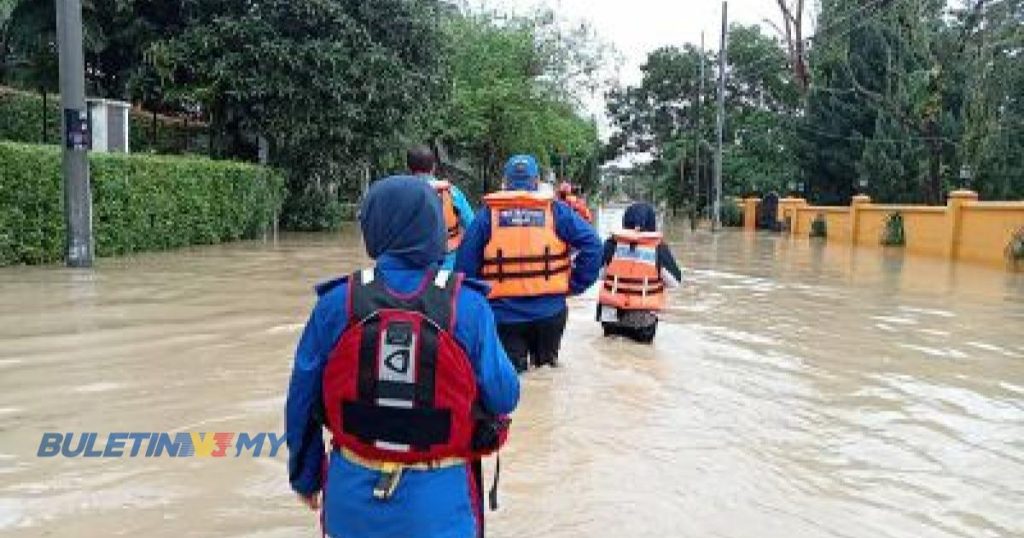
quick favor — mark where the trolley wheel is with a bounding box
[635,320,658,344]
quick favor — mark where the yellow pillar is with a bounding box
[850,194,871,245]
[782,198,808,235]
[945,189,978,261]
[743,198,760,231]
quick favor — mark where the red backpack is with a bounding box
[322,268,504,464]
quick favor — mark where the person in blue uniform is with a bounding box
[455,155,602,372]
[408,144,476,270]
[285,176,520,538]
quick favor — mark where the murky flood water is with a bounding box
[1,224,1022,538]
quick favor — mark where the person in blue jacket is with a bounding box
[285,176,520,538]
[455,155,602,372]
[408,144,475,270]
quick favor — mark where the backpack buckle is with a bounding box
[372,464,403,501]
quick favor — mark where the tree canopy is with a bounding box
[605,0,1023,208]
[1,0,610,228]
[605,24,800,212]
[433,8,609,197]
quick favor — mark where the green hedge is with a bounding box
[0,142,284,265]
[0,86,208,154]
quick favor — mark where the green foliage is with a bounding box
[280,190,349,232]
[1,0,187,100]
[148,0,447,222]
[0,85,58,142]
[436,8,606,197]
[799,0,1023,204]
[721,201,743,227]
[962,0,1024,200]
[810,213,827,238]
[1,0,60,92]
[1,85,207,153]
[607,0,1022,207]
[0,141,283,265]
[880,212,906,247]
[606,24,799,210]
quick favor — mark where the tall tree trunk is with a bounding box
[775,0,809,93]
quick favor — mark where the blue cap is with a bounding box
[503,154,540,189]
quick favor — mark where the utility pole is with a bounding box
[679,143,686,221]
[695,31,704,231]
[56,0,93,267]
[713,1,727,231]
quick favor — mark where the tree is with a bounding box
[960,0,1024,199]
[2,0,62,92]
[605,24,798,211]
[148,0,448,227]
[434,7,608,197]
[797,0,941,203]
[797,0,1023,204]
[606,45,706,156]
[770,0,810,92]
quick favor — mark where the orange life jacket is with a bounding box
[430,180,463,253]
[481,191,571,299]
[565,195,593,223]
[598,230,666,311]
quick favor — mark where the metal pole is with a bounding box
[713,1,727,231]
[57,0,93,267]
[679,143,686,219]
[700,33,708,222]
[695,32,704,231]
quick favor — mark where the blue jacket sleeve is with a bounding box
[657,243,682,282]
[553,201,602,294]
[454,285,519,414]
[285,290,346,497]
[454,207,491,278]
[450,185,476,232]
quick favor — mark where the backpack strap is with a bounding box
[348,268,459,331]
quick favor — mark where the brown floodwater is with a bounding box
[1,223,1022,538]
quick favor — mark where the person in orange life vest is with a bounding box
[407,144,476,270]
[597,202,681,343]
[455,155,602,373]
[285,177,519,538]
[556,181,594,223]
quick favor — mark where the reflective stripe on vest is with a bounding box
[598,230,666,311]
[481,191,570,299]
[430,180,463,253]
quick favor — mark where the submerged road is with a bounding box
[1,224,1022,537]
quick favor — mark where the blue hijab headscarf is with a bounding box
[623,202,658,232]
[359,176,445,267]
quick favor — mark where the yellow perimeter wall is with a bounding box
[742,191,1024,270]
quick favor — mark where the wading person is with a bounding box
[556,181,593,223]
[597,202,681,343]
[408,144,476,270]
[456,155,601,373]
[285,176,519,538]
